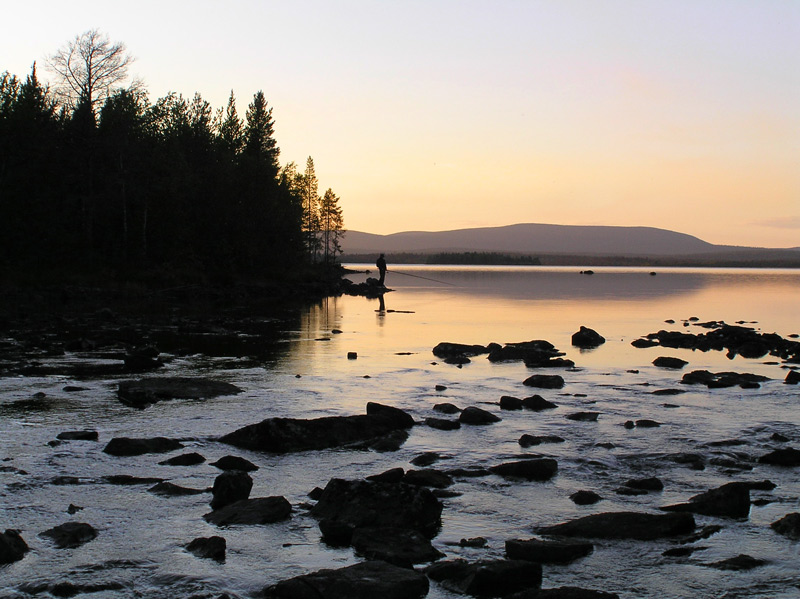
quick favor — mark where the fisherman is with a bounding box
[376,253,387,286]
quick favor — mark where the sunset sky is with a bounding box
[3,1,798,248]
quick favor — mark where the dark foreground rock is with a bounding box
[263,560,429,599]
[210,455,259,471]
[102,436,184,456]
[220,402,414,453]
[538,512,695,540]
[210,470,253,509]
[661,482,751,518]
[459,406,501,425]
[707,554,766,571]
[758,447,800,467]
[0,529,28,564]
[571,326,605,348]
[771,513,800,539]
[506,538,593,564]
[311,478,443,539]
[433,342,489,359]
[186,535,226,561]
[117,376,243,408]
[351,526,445,567]
[490,459,558,481]
[39,522,97,548]
[681,370,768,389]
[523,374,565,389]
[425,558,542,597]
[203,496,292,526]
[653,356,688,369]
[159,451,205,466]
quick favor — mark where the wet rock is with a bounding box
[653,356,688,369]
[148,481,207,496]
[707,554,766,571]
[634,419,661,428]
[445,355,471,365]
[488,340,561,363]
[651,388,686,396]
[459,406,501,425]
[434,402,462,414]
[666,452,706,470]
[220,402,414,453]
[566,412,599,422]
[522,395,558,410]
[186,535,226,561]
[771,432,790,442]
[117,377,242,408]
[203,496,292,526]
[624,477,663,491]
[538,511,695,540]
[523,374,565,389]
[435,384,448,391]
[39,522,97,548]
[500,396,524,410]
[56,430,98,441]
[570,491,602,505]
[0,529,28,564]
[506,538,593,564]
[632,338,659,348]
[508,587,620,598]
[758,447,800,467]
[66,504,82,514]
[103,474,164,485]
[785,370,800,384]
[459,537,488,548]
[159,451,205,466]
[661,482,751,518]
[425,417,461,431]
[677,524,723,544]
[263,560,429,599]
[351,527,445,567]
[571,326,605,348]
[103,436,184,456]
[662,546,707,557]
[367,467,405,483]
[210,470,253,509]
[770,513,800,539]
[411,452,443,467]
[519,434,565,448]
[681,370,768,389]
[123,346,163,372]
[311,478,443,539]
[490,459,558,481]
[425,558,542,597]
[404,469,454,489]
[210,455,259,471]
[368,429,410,452]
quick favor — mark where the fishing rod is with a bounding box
[387,269,458,286]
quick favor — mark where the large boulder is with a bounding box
[39,522,97,548]
[0,529,29,564]
[571,326,605,348]
[210,470,253,509]
[538,512,695,540]
[220,402,413,453]
[117,377,242,408]
[103,437,183,456]
[263,560,429,599]
[661,482,751,518]
[425,558,542,597]
[490,459,558,482]
[311,478,443,539]
[505,538,593,564]
[203,496,292,526]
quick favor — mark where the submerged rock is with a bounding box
[425,558,542,597]
[158,451,205,466]
[519,434,565,448]
[506,538,593,564]
[490,459,558,482]
[0,529,28,564]
[56,430,99,441]
[203,496,292,526]
[758,447,800,467]
[102,437,183,456]
[148,481,207,496]
[220,402,414,453]
[538,511,695,540]
[351,526,445,567]
[263,560,429,599]
[186,535,226,561]
[117,376,242,408]
[707,554,766,571]
[661,482,751,518]
[426,417,461,431]
[39,522,97,548]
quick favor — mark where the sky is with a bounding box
[3,1,799,248]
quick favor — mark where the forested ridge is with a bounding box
[1,33,344,288]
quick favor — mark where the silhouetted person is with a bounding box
[376,254,387,286]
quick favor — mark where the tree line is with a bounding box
[0,30,344,284]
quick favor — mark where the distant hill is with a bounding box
[341,223,800,266]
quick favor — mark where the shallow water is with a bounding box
[2,266,799,598]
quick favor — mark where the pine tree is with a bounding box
[319,188,345,263]
[217,90,243,156]
[300,156,321,260]
[244,90,279,177]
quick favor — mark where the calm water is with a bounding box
[2,266,799,598]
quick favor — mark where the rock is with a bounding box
[634,419,661,428]
[488,340,570,368]
[681,370,768,389]
[210,470,253,509]
[459,537,488,548]
[433,342,489,358]
[571,326,605,348]
[459,406,501,425]
[433,403,462,414]
[566,412,599,422]
[103,474,164,485]
[210,455,259,471]
[519,435,565,448]
[56,430,98,441]
[367,467,405,483]
[425,558,542,597]
[758,447,800,467]
[203,496,292,526]
[159,451,205,466]
[653,357,688,369]
[570,491,602,505]
[369,429,409,452]
[102,437,183,456]
[411,452,443,467]
[220,402,414,453]
[39,522,97,548]
[508,587,620,598]
[186,535,226,561]
[506,538,593,564]
[661,482,751,518]
[123,346,163,372]
[117,376,242,408]
[348,352,358,359]
[624,477,663,491]
[311,478,443,539]
[770,513,800,539]
[631,338,659,348]
[538,511,695,540]
[785,370,800,384]
[404,469,454,489]
[707,554,766,571]
[667,452,706,470]
[351,527,445,567]
[148,482,207,496]
[67,504,82,514]
[522,395,558,410]
[263,560,429,599]
[523,374,565,389]
[435,384,447,391]
[0,529,28,564]
[500,396,524,410]
[490,459,558,481]
[426,417,461,431]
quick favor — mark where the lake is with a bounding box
[2,266,799,598]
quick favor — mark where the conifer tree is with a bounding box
[217,90,243,156]
[319,188,345,263]
[300,156,321,260]
[244,90,279,177]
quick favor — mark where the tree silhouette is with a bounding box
[319,188,345,263]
